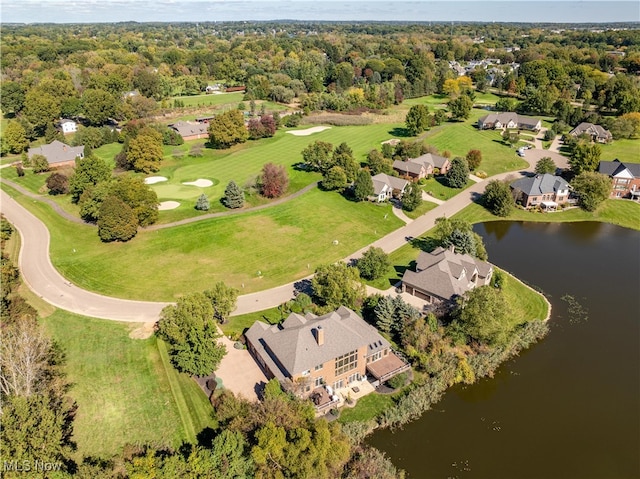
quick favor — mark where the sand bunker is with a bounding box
[182,179,214,187]
[144,176,168,185]
[286,126,331,136]
[158,201,180,210]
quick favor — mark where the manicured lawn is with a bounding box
[500,269,549,323]
[42,311,214,458]
[221,306,284,338]
[4,182,403,300]
[422,177,474,201]
[422,110,529,176]
[338,392,396,423]
[600,138,640,163]
[403,200,438,220]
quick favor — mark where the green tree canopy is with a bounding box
[311,262,366,310]
[204,282,239,324]
[357,246,391,281]
[322,165,348,191]
[445,157,469,188]
[571,171,612,212]
[208,109,248,149]
[82,88,118,126]
[465,149,482,171]
[367,149,393,175]
[97,195,139,242]
[534,156,557,175]
[405,104,430,136]
[69,154,112,203]
[448,94,473,120]
[433,216,488,260]
[127,131,164,173]
[301,140,334,172]
[482,179,515,217]
[402,183,422,212]
[157,292,227,376]
[2,121,29,154]
[353,170,374,201]
[569,142,602,175]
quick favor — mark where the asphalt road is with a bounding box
[0,149,538,323]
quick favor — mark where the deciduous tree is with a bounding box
[482,179,515,217]
[46,172,69,195]
[405,104,430,136]
[97,195,139,242]
[445,157,469,188]
[259,163,289,198]
[127,131,164,173]
[569,142,601,175]
[30,154,50,174]
[534,156,557,174]
[2,121,29,154]
[208,109,248,149]
[82,88,118,126]
[465,149,482,171]
[156,292,227,376]
[69,154,111,202]
[204,282,239,323]
[322,165,348,191]
[571,172,612,212]
[367,149,393,175]
[301,140,334,172]
[357,246,391,281]
[401,184,422,212]
[311,263,366,310]
[353,170,374,201]
[448,94,473,120]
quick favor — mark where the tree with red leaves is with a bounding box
[259,162,289,198]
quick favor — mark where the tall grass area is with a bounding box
[2,182,403,300]
[42,311,214,458]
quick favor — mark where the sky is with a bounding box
[1,0,638,24]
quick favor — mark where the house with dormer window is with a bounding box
[245,306,410,410]
[401,247,493,304]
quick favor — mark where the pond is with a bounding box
[368,221,640,479]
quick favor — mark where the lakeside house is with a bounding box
[393,153,451,179]
[370,173,409,202]
[58,119,77,135]
[597,160,640,199]
[510,173,570,209]
[477,112,541,131]
[168,121,209,141]
[569,122,613,143]
[28,140,84,168]
[401,247,493,304]
[245,306,410,412]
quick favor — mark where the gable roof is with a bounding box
[402,247,493,301]
[598,160,640,178]
[510,174,569,197]
[370,173,409,196]
[245,306,389,381]
[393,159,424,176]
[569,122,612,139]
[413,153,450,169]
[478,112,540,128]
[169,121,209,138]
[28,140,84,165]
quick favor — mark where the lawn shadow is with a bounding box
[409,236,438,252]
[294,278,313,296]
[388,127,411,138]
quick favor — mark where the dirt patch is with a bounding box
[129,322,156,340]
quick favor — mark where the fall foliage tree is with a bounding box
[259,163,289,198]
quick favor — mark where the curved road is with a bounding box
[0,151,540,323]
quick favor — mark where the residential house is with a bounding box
[28,140,84,168]
[168,121,209,141]
[597,160,640,199]
[370,173,409,202]
[510,173,570,209]
[58,119,77,135]
[569,122,613,143]
[245,307,410,410]
[477,112,541,131]
[401,247,493,304]
[205,83,222,93]
[393,153,450,179]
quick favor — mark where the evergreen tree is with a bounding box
[195,193,210,211]
[374,296,396,334]
[353,170,374,201]
[222,180,245,208]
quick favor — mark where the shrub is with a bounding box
[97,195,138,242]
[387,372,408,390]
[46,172,69,195]
[31,154,49,173]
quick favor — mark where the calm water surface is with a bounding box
[368,221,640,479]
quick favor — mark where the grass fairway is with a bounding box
[170,92,244,108]
[42,311,214,458]
[600,138,640,163]
[5,182,403,300]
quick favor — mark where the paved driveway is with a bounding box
[216,335,268,401]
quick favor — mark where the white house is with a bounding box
[59,119,77,135]
[370,173,409,202]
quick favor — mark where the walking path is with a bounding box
[0,153,541,323]
[422,191,445,205]
[390,201,413,224]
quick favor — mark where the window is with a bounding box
[314,364,323,371]
[314,377,323,387]
[368,351,382,363]
[301,370,310,377]
[335,350,358,377]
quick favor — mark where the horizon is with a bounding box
[2,1,639,25]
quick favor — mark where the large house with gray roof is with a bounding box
[370,173,409,202]
[28,140,84,169]
[393,153,451,179]
[510,173,570,209]
[569,122,612,143]
[245,306,410,404]
[401,247,493,304]
[597,160,640,199]
[477,112,541,131]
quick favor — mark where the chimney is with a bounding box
[315,326,324,346]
